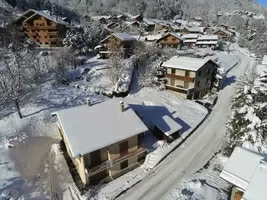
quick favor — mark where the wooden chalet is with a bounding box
[156,32,183,48]
[13,9,68,47]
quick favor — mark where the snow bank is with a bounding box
[114,56,136,94]
[214,52,239,72]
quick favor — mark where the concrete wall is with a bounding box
[58,124,88,185]
[109,154,139,178]
[194,61,215,98]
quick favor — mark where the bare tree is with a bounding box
[0,48,34,118]
[107,39,124,83]
[50,48,75,83]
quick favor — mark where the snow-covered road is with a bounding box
[116,45,256,200]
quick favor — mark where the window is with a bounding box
[170,79,175,86]
[206,68,210,74]
[205,78,209,84]
[198,71,202,76]
[172,38,176,41]
[184,81,189,89]
[171,68,176,74]
[197,81,200,87]
[164,38,168,41]
[45,42,49,45]
[44,36,47,38]
[120,160,128,170]
[185,71,190,77]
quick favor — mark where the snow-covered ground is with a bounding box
[165,154,230,200]
[0,80,107,199]
[0,54,207,200]
[115,44,256,200]
[91,88,208,200]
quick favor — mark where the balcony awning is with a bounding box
[153,115,182,136]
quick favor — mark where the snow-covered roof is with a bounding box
[184,39,197,43]
[184,26,204,33]
[242,162,267,200]
[16,9,68,25]
[114,32,136,41]
[182,34,200,39]
[220,147,265,190]
[162,56,213,71]
[92,15,112,20]
[157,32,184,42]
[197,35,218,41]
[144,20,155,25]
[153,115,182,136]
[53,98,148,158]
[262,55,267,65]
[144,34,162,41]
[196,41,218,45]
[101,32,136,43]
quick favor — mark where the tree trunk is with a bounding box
[15,99,23,119]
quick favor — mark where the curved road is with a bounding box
[117,45,256,200]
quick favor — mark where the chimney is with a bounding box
[120,101,124,112]
[87,98,91,106]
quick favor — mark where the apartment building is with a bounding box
[162,56,218,99]
[13,9,67,47]
[52,98,148,185]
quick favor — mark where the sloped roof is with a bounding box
[197,35,218,41]
[156,32,183,43]
[52,98,148,158]
[100,32,136,43]
[182,34,200,39]
[162,56,215,71]
[220,147,265,190]
[154,115,182,136]
[242,162,267,200]
[20,9,68,25]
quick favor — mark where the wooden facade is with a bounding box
[13,9,67,47]
[214,30,231,41]
[98,33,136,59]
[156,33,183,48]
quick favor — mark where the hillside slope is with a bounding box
[0,0,266,19]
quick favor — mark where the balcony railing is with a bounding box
[24,25,57,30]
[87,147,146,177]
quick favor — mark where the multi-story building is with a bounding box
[13,9,67,47]
[156,32,184,48]
[97,32,136,59]
[196,35,218,49]
[52,98,148,185]
[162,56,218,99]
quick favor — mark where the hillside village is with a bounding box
[0,6,266,200]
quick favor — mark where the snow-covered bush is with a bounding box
[63,22,108,54]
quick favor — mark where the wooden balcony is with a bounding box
[166,73,195,83]
[24,25,57,30]
[87,147,146,177]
